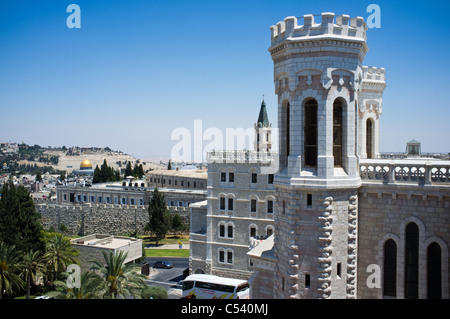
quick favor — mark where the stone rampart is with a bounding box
[36,203,190,236]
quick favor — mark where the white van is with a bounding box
[182,274,250,299]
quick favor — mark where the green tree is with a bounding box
[100,159,110,182]
[145,188,170,245]
[35,171,42,182]
[91,250,146,299]
[18,250,46,299]
[167,160,172,170]
[0,182,20,247]
[49,270,103,299]
[125,161,133,178]
[42,233,79,284]
[0,243,23,299]
[92,165,101,184]
[0,182,43,252]
[93,159,122,183]
[171,214,184,234]
[16,185,44,252]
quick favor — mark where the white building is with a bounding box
[191,12,449,299]
[189,101,277,279]
[248,12,449,299]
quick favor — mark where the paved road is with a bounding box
[144,257,189,299]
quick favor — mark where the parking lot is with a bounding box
[143,257,189,299]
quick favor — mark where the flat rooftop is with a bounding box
[71,234,140,250]
[148,169,207,178]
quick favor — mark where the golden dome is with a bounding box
[80,159,93,169]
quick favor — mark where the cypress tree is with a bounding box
[145,188,170,245]
[93,165,101,184]
[16,185,43,252]
[0,182,20,246]
[0,182,43,252]
[125,162,133,178]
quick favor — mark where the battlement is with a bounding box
[270,13,367,48]
[362,66,385,83]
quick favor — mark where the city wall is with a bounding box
[36,203,190,237]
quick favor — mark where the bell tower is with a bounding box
[254,99,272,152]
[269,12,385,299]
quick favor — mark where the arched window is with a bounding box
[218,248,225,263]
[227,222,234,238]
[405,222,419,299]
[304,99,318,167]
[282,101,290,167]
[333,99,343,166]
[227,249,233,264]
[219,195,226,210]
[427,242,442,299]
[366,118,374,158]
[383,239,397,297]
[219,222,225,237]
[249,225,257,238]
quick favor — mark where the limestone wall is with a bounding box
[36,203,190,236]
[357,185,450,299]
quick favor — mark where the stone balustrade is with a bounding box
[359,159,450,185]
[207,150,275,164]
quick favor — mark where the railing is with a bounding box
[359,159,450,185]
[379,152,449,160]
[207,150,276,164]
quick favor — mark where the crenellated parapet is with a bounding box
[362,66,385,83]
[270,13,367,48]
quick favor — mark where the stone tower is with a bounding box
[254,100,272,152]
[268,13,385,298]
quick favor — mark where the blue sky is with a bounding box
[0,0,449,159]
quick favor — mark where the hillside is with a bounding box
[0,142,165,175]
[44,150,163,174]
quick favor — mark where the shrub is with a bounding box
[141,286,168,299]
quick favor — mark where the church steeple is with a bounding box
[257,100,270,128]
[254,99,272,152]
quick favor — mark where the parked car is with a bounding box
[153,260,174,269]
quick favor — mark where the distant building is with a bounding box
[72,159,95,175]
[56,181,206,208]
[146,169,207,190]
[406,140,421,156]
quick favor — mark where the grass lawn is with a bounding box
[141,234,189,246]
[144,249,189,258]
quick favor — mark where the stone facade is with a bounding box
[57,183,206,208]
[357,184,449,299]
[189,151,276,279]
[245,12,449,300]
[71,234,143,271]
[146,169,207,191]
[189,101,277,280]
[37,203,190,236]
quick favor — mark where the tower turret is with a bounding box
[269,12,386,299]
